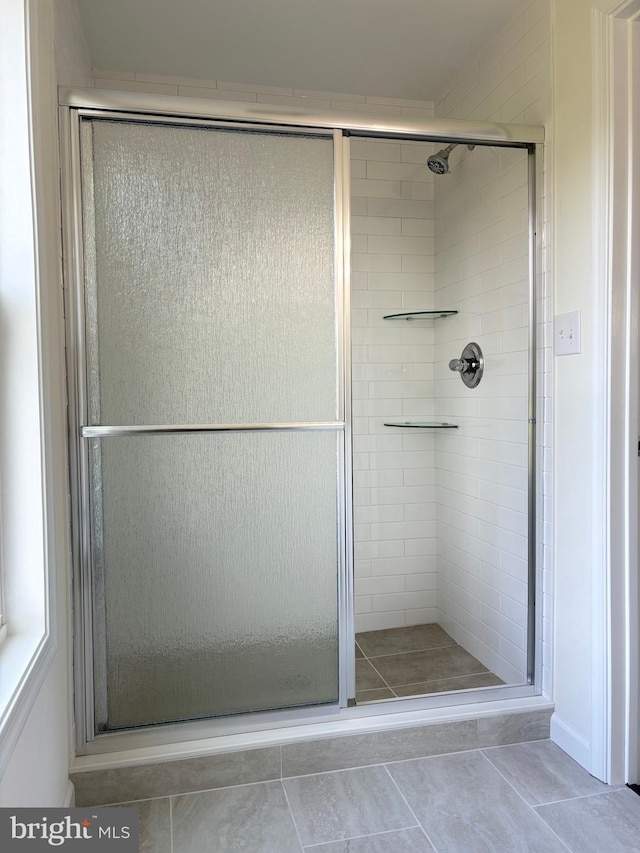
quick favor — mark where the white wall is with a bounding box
[432,0,552,689]
[0,0,89,805]
[550,0,613,776]
[53,0,92,87]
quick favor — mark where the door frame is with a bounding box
[592,0,640,783]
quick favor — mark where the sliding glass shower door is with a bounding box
[77,117,344,731]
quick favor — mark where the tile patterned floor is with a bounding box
[112,740,640,852]
[355,624,504,702]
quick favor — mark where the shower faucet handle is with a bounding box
[449,356,480,374]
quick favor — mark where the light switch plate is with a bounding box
[554,310,581,356]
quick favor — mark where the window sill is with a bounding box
[0,630,56,775]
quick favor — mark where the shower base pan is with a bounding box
[355,624,504,703]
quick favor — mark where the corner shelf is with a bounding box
[383,310,458,320]
[383,422,458,429]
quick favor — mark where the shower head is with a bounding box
[426,143,475,175]
[426,144,456,175]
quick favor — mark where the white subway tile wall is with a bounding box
[431,144,530,684]
[434,0,552,691]
[351,137,441,632]
[90,70,435,119]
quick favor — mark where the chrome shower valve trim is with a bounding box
[449,341,484,388]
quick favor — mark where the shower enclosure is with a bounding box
[60,89,542,752]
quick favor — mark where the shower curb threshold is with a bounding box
[70,699,553,806]
[71,696,552,774]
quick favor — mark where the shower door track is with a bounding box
[60,89,545,757]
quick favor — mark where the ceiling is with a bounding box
[75,0,527,103]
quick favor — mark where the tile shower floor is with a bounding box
[112,740,640,852]
[356,624,503,702]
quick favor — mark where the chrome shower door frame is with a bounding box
[60,89,545,756]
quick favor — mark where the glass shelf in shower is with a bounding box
[383,422,458,429]
[382,310,458,320]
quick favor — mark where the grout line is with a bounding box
[388,667,490,689]
[280,779,306,852]
[363,656,396,694]
[169,794,174,853]
[302,825,421,849]
[475,751,574,853]
[480,738,551,754]
[382,763,441,852]
[92,794,171,807]
[531,788,628,808]
[284,744,488,782]
[94,776,280,807]
[363,642,457,659]
[283,761,389,782]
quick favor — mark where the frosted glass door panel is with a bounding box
[90,431,339,730]
[81,120,337,425]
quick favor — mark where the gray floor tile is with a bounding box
[356,688,395,702]
[393,672,503,696]
[72,745,280,805]
[535,788,640,852]
[356,625,455,657]
[172,781,302,853]
[355,643,365,659]
[282,720,478,776]
[356,659,387,691]
[372,645,487,687]
[477,710,551,746]
[388,750,569,852]
[283,765,416,845]
[482,740,616,805]
[306,827,436,851]
[113,799,171,853]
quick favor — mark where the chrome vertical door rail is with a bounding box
[60,106,96,747]
[338,132,355,706]
[527,144,540,685]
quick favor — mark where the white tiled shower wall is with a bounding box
[433,0,552,688]
[350,137,443,632]
[89,0,551,691]
[433,145,531,684]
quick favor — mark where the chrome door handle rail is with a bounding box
[81,422,346,438]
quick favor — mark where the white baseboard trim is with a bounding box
[63,779,75,807]
[550,712,593,775]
